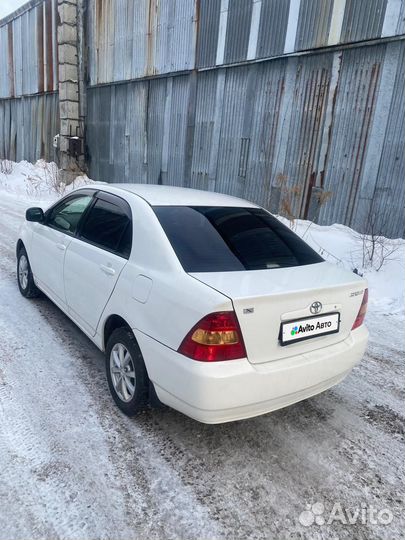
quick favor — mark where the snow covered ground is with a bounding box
[0,160,404,540]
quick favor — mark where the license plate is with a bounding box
[280,312,340,346]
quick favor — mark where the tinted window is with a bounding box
[80,198,132,257]
[154,206,323,272]
[47,194,92,234]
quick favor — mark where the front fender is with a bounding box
[16,221,33,259]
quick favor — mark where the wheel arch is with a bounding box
[16,239,24,257]
[102,314,133,351]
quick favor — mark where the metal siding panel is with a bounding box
[0,92,58,161]
[196,0,221,68]
[87,0,195,83]
[0,27,8,97]
[375,41,405,237]
[256,0,291,58]
[37,5,44,93]
[96,86,114,181]
[277,53,332,218]
[86,87,100,179]
[295,0,334,50]
[224,0,253,64]
[113,0,127,82]
[190,70,218,189]
[242,59,286,206]
[126,80,148,182]
[109,84,127,181]
[12,18,22,97]
[131,0,149,78]
[146,78,166,184]
[166,75,190,186]
[215,65,250,197]
[355,41,405,237]
[51,0,58,90]
[319,45,385,228]
[31,7,40,93]
[341,0,388,42]
[396,0,405,33]
[169,0,196,72]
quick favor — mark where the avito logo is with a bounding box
[291,320,332,336]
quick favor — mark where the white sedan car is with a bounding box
[17,185,368,423]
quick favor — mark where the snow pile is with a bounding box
[279,219,405,319]
[1,159,403,320]
[0,159,94,202]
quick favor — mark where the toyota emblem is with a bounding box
[310,301,322,314]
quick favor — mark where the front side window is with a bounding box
[154,206,323,272]
[46,194,93,234]
[79,198,132,258]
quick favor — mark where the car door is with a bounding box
[30,192,94,306]
[63,191,132,336]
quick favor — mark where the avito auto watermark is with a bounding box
[299,502,393,527]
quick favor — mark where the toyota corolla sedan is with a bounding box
[17,184,368,423]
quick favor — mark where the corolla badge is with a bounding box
[310,301,322,315]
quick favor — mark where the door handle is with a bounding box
[56,243,66,251]
[100,264,116,276]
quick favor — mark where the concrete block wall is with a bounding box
[57,0,85,181]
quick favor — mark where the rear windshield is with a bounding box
[153,206,323,272]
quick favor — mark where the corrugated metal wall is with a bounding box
[1,0,404,236]
[87,0,197,83]
[0,93,59,162]
[0,0,59,163]
[87,0,405,80]
[86,37,405,237]
[0,0,58,98]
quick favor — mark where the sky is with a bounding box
[0,0,27,19]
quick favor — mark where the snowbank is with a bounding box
[279,218,405,319]
[1,159,404,320]
[0,159,94,203]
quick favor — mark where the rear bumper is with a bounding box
[135,325,369,424]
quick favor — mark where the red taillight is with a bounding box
[178,311,247,362]
[352,288,368,330]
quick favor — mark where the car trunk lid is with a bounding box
[190,262,366,364]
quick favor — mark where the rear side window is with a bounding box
[153,206,323,272]
[79,198,132,258]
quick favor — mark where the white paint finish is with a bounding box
[30,224,72,305]
[247,0,262,60]
[382,0,403,36]
[64,238,127,335]
[283,0,301,54]
[107,182,259,206]
[192,261,365,364]
[327,0,346,45]
[132,274,153,304]
[19,183,368,423]
[137,326,368,423]
[215,0,229,65]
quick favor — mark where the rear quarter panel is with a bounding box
[97,194,232,351]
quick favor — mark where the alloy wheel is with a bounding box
[18,254,29,290]
[110,342,136,402]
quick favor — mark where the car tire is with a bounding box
[17,246,41,298]
[105,328,149,416]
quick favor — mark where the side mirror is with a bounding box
[26,207,44,223]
